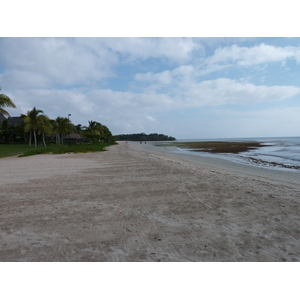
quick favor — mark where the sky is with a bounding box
[1,2,300,140]
[1,37,300,139]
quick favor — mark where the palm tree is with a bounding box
[85,120,104,135]
[55,117,73,145]
[101,125,113,142]
[82,120,102,142]
[49,119,60,145]
[37,117,53,147]
[82,120,113,142]
[74,124,82,134]
[0,88,16,117]
[22,107,51,148]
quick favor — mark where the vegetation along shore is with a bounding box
[0,89,116,157]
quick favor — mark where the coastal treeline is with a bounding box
[0,91,114,147]
[115,133,176,141]
[1,109,114,147]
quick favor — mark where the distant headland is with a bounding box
[114,133,176,141]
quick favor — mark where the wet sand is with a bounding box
[1,143,300,261]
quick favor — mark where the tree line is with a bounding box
[0,89,114,147]
[115,133,176,141]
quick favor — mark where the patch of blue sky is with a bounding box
[265,37,300,47]
[107,58,178,91]
[200,59,297,87]
[257,62,300,86]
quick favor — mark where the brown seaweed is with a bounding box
[168,141,270,154]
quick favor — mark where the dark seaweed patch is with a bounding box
[167,141,270,154]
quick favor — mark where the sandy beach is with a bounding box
[1,142,300,261]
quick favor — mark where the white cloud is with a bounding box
[100,37,202,63]
[0,37,203,90]
[135,70,173,84]
[206,43,300,66]
[0,38,118,88]
[1,69,52,89]
[145,115,157,122]
[135,65,197,87]
[6,88,175,132]
[134,43,300,83]
[134,69,300,108]
[183,78,300,107]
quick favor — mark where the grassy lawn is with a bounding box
[0,144,33,158]
[0,142,117,158]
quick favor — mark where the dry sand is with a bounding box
[1,142,300,261]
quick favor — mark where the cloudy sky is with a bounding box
[1,36,300,139]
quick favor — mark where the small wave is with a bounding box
[241,156,300,170]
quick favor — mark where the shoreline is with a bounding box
[124,141,300,188]
[1,143,300,261]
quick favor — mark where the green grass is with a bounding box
[0,142,117,158]
[0,144,32,158]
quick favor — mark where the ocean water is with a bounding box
[161,136,300,172]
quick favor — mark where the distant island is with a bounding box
[115,133,176,141]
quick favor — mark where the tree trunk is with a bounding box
[33,130,37,148]
[29,131,32,147]
[42,133,47,147]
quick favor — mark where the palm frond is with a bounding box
[0,94,16,108]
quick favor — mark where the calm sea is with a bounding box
[163,136,300,172]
